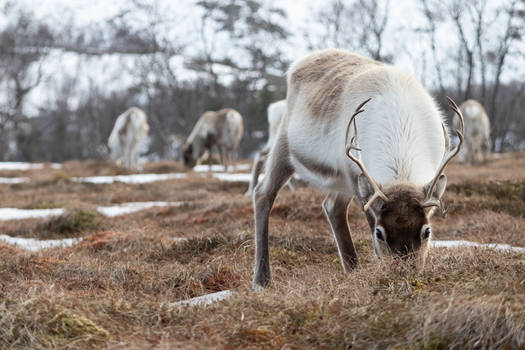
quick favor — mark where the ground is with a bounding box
[0,154,524,349]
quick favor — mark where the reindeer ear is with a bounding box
[357,174,387,212]
[425,174,447,200]
[357,174,373,202]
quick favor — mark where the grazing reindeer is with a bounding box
[454,99,491,164]
[182,109,243,171]
[252,49,464,288]
[108,107,149,170]
[245,100,295,196]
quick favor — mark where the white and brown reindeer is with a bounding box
[245,99,295,196]
[252,49,464,288]
[453,99,491,164]
[182,108,243,171]
[107,107,150,171]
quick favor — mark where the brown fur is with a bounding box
[209,108,243,152]
[199,109,230,139]
[183,108,243,170]
[290,149,340,177]
[289,50,382,116]
[376,185,428,256]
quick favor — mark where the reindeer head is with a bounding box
[181,143,196,168]
[346,97,464,268]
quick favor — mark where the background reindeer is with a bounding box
[107,107,149,170]
[252,49,464,288]
[453,99,491,164]
[245,100,295,196]
[182,108,243,171]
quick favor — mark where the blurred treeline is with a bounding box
[0,0,524,162]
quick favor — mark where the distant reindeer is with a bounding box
[252,49,464,288]
[453,99,491,164]
[182,108,243,171]
[245,100,295,196]
[108,107,149,170]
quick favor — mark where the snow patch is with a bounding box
[0,234,80,252]
[431,240,525,253]
[97,201,183,217]
[192,164,250,172]
[170,290,234,307]
[73,173,188,184]
[0,208,65,220]
[73,169,256,184]
[0,177,30,184]
[1,202,185,220]
[0,162,61,171]
[212,173,261,182]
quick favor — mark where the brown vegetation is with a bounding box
[0,156,524,349]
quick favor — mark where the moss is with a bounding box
[410,279,428,291]
[414,334,452,350]
[449,181,525,217]
[50,171,72,182]
[39,208,109,236]
[48,311,109,341]
[149,235,233,263]
[450,181,525,201]
[270,248,308,268]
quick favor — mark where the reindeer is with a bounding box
[182,108,243,172]
[245,100,295,196]
[453,99,491,164]
[252,49,464,288]
[107,107,149,171]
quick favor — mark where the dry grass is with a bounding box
[0,155,524,349]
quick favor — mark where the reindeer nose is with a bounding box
[394,244,414,258]
[395,216,408,225]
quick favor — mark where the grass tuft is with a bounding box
[448,180,525,217]
[38,208,109,237]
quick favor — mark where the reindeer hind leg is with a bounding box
[245,147,269,196]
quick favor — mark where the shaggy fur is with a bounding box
[107,107,149,170]
[246,100,295,195]
[252,49,456,288]
[454,99,491,164]
[182,108,243,171]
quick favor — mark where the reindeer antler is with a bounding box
[422,97,465,216]
[345,98,389,211]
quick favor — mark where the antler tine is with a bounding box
[345,98,371,147]
[421,198,449,218]
[344,98,388,211]
[423,96,465,206]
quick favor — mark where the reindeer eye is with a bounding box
[423,226,431,239]
[375,228,385,241]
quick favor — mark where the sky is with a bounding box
[1,0,523,116]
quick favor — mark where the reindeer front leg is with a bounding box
[322,192,358,272]
[123,142,131,169]
[252,136,294,288]
[131,144,141,171]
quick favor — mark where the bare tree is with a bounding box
[0,9,53,159]
[308,0,392,62]
[420,0,446,97]
[190,0,290,89]
[419,0,523,150]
